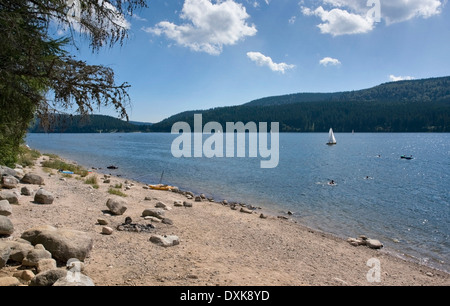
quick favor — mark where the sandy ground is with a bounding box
[1,156,449,286]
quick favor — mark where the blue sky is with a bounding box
[69,0,450,123]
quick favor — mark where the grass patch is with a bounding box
[108,188,127,197]
[113,183,123,189]
[17,145,41,167]
[85,175,99,189]
[42,159,89,177]
[43,153,59,159]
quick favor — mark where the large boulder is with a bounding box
[0,200,12,216]
[106,198,128,215]
[0,190,19,204]
[0,215,14,236]
[34,188,54,204]
[21,173,44,185]
[0,166,20,179]
[1,175,19,189]
[21,225,93,263]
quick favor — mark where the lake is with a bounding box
[26,132,450,272]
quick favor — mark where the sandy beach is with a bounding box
[1,154,449,286]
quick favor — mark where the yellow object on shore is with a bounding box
[149,184,175,191]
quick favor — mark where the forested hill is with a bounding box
[29,115,153,133]
[244,76,450,107]
[150,76,450,133]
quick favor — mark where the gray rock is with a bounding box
[183,201,193,208]
[21,225,93,263]
[0,245,11,268]
[162,218,173,225]
[21,173,44,185]
[30,269,68,286]
[53,274,95,286]
[34,188,54,204]
[0,215,14,236]
[1,175,19,189]
[13,270,35,281]
[195,196,202,202]
[22,248,53,267]
[21,186,34,196]
[0,240,34,263]
[150,235,180,247]
[366,239,384,249]
[0,165,20,179]
[0,190,19,204]
[240,207,253,214]
[155,201,169,209]
[173,200,183,207]
[0,200,12,216]
[142,208,165,219]
[106,198,128,215]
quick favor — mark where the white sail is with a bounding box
[328,128,337,145]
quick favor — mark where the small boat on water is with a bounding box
[401,155,414,160]
[327,128,337,146]
[107,165,119,170]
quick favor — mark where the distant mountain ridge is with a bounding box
[29,76,450,133]
[244,76,450,107]
[150,76,450,133]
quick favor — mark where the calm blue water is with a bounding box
[26,133,450,272]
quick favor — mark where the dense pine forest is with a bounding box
[29,76,450,133]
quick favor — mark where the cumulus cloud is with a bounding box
[143,0,257,55]
[247,52,295,74]
[302,6,374,36]
[319,57,341,66]
[302,0,445,35]
[389,75,415,82]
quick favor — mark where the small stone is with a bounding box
[21,186,34,196]
[259,213,268,219]
[144,197,152,201]
[366,239,383,249]
[174,200,183,207]
[36,258,57,273]
[144,216,162,223]
[183,201,193,208]
[195,196,202,202]
[162,218,173,225]
[222,200,228,205]
[150,235,180,247]
[155,201,169,209]
[240,207,253,214]
[142,208,165,219]
[97,218,108,225]
[13,270,35,281]
[102,227,114,235]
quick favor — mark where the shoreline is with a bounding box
[1,152,449,286]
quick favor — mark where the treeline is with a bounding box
[29,115,153,133]
[150,100,450,133]
[245,76,450,107]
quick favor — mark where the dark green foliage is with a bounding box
[29,114,153,133]
[150,76,450,133]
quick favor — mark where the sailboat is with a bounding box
[327,128,337,146]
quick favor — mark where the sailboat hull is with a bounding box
[326,143,337,146]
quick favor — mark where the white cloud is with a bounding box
[302,0,445,35]
[319,57,341,66]
[302,6,374,36]
[144,0,257,55]
[247,52,295,74]
[389,75,415,82]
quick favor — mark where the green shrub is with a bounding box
[108,188,127,197]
